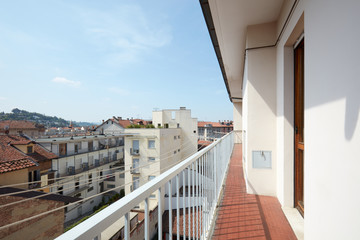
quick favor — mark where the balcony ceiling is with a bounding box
[202,0,285,102]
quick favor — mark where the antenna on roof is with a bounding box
[4,125,9,135]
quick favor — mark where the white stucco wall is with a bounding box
[124,128,186,211]
[152,108,198,160]
[209,0,360,238]
[273,0,360,238]
[244,46,277,196]
[233,102,243,143]
[303,1,360,239]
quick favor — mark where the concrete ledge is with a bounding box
[282,207,304,240]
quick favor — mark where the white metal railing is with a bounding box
[56,132,234,240]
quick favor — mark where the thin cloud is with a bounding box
[108,87,130,96]
[81,4,172,65]
[52,77,81,87]
[0,97,7,101]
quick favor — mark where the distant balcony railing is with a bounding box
[57,132,234,240]
[56,157,123,178]
[57,145,123,158]
[130,166,140,174]
[130,148,140,156]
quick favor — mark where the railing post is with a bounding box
[214,146,217,208]
[188,167,191,238]
[168,180,172,239]
[183,170,186,239]
[201,156,204,239]
[204,154,209,237]
[158,187,162,240]
[176,174,180,240]
[192,162,195,240]
[196,159,199,239]
[124,212,130,240]
[145,197,149,240]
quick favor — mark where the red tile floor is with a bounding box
[211,144,297,240]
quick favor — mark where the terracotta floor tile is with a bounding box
[211,144,297,240]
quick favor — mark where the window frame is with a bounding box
[148,139,155,149]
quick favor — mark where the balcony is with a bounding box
[130,148,140,156]
[130,166,140,174]
[56,132,296,239]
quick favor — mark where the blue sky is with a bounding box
[0,0,232,123]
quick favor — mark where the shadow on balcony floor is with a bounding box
[212,144,297,240]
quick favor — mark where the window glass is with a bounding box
[132,140,139,150]
[133,177,140,190]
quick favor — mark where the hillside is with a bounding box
[0,108,95,127]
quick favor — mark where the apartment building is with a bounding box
[124,108,197,209]
[115,108,197,240]
[0,134,57,190]
[93,117,151,136]
[37,134,125,222]
[198,121,233,141]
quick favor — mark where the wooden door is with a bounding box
[294,39,304,215]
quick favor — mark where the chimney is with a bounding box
[118,117,122,120]
[4,125,9,135]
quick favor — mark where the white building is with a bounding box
[152,107,198,159]
[93,118,125,135]
[201,0,360,238]
[124,107,198,210]
[37,134,125,223]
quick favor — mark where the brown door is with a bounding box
[294,39,304,216]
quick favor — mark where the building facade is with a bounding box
[124,108,198,210]
[198,121,233,141]
[37,134,125,222]
[0,135,57,190]
[201,0,360,238]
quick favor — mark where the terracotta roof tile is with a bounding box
[29,144,58,162]
[117,118,150,128]
[198,140,212,146]
[0,120,38,130]
[0,135,56,173]
[198,121,233,128]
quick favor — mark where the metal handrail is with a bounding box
[56,131,234,240]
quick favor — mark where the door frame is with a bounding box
[294,38,305,216]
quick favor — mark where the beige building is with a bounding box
[124,107,198,210]
[0,135,57,190]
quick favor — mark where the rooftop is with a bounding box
[0,120,39,130]
[198,121,233,128]
[0,135,57,173]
